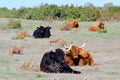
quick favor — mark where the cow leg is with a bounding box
[79,59,86,66]
[60,63,81,74]
[88,55,94,66]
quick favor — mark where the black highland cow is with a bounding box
[33,26,51,38]
[40,48,81,74]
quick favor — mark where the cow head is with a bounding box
[65,45,80,58]
[38,26,45,33]
[73,20,79,28]
[65,43,86,58]
[44,26,51,38]
[98,22,105,29]
[55,48,65,63]
[49,48,65,64]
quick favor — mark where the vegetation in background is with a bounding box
[0,3,120,21]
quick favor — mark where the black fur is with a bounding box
[40,48,81,74]
[33,26,51,38]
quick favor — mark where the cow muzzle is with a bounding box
[73,56,78,58]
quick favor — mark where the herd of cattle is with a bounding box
[10,20,105,74]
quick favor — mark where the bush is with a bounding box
[97,28,107,33]
[12,35,25,39]
[7,19,21,29]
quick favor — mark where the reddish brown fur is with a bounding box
[78,48,94,66]
[67,20,79,28]
[49,38,61,43]
[12,45,23,54]
[60,25,71,31]
[60,20,79,31]
[18,65,40,72]
[88,22,105,31]
[64,54,74,66]
[65,45,94,66]
[17,31,31,37]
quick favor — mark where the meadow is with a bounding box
[0,18,120,80]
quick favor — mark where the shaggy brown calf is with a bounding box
[60,20,79,31]
[67,20,79,28]
[60,25,71,31]
[18,61,40,72]
[17,31,31,37]
[64,43,94,66]
[9,45,24,55]
[13,31,31,39]
[88,22,105,31]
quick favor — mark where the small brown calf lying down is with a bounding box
[67,20,79,28]
[9,45,24,55]
[49,38,68,47]
[88,22,105,31]
[60,25,71,31]
[17,31,31,37]
[64,43,94,66]
[17,61,40,72]
[13,31,31,39]
[60,20,79,31]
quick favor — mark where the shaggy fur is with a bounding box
[40,48,81,74]
[65,45,94,66]
[33,26,51,38]
[12,45,23,54]
[60,20,79,31]
[67,20,79,28]
[17,31,31,37]
[88,22,105,31]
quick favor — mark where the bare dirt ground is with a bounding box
[0,18,120,80]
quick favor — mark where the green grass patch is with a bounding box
[97,28,107,33]
[7,19,21,29]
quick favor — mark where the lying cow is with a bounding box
[88,22,105,31]
[17,31,31,37]
[9,45,24,56]
[40,48,81,74]
[60,20,79,31]
[13,31,31,39]
[33,26,51,38]
[67,20,79,28]
[64,43,94,66]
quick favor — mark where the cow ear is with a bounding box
[48,26,51,29]
[50,51,56,58]
[37,27,39,29]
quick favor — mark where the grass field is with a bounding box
[0,18,120,80]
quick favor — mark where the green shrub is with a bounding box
[12,35,25,39]
[97,28,107,33]
[7,19,21,29]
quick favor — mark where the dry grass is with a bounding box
[0,18,120,80]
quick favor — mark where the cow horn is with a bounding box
[49,43,56,52]
[64,41,73,51]
[80,42,86,48]
[49,43,53,50]
[65,44,72,51]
